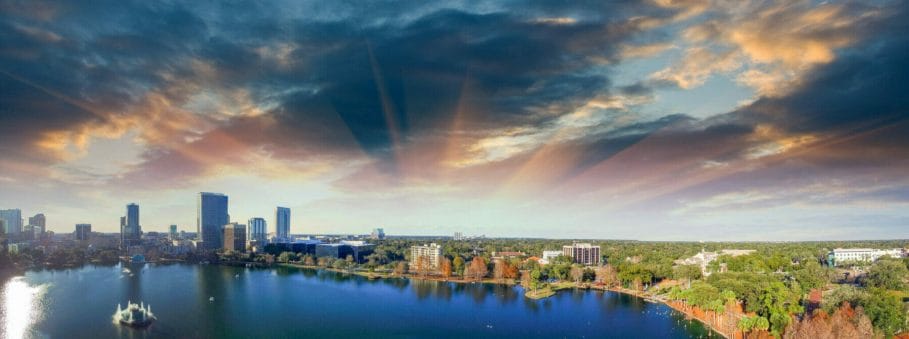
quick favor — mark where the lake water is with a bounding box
[0,264,717,338]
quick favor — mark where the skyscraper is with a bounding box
[28,213,46,235]
[121,203,141,249]
[75,224,92,241]
[169,225,178,239]
[370,228,385,240]
[198,192,229,250]
[275,207,290,241]
[0,209,22,235]
[247,217,267,244]
[222,222,246,252]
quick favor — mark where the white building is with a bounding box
[831,248,906,266]
[674,249,756,276]
[410,243,442,270]
[539,250,562,265]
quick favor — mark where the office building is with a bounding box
[410,243,442,270]
[562,243,601,266]
[75,224,92,241]
[315,241,375,263]
[198,192,229,250]
[248,217,267,245]
[169,225,178,239]
[28,213,46,236]
[0,209,22,235]
[275,207,290,241]
[453,232,464,241]
[830,248,907,266]
[272,240,322,255]
[222,222,247,252]
[120,204,142,249]
[370,228,385,240]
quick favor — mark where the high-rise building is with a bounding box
[28,213,46,236]
[453,232,464,241]
[169,225,178,239]
[370,228,385,240]
[410,243,442,270]
[562,243,601,266]
[198,192,229,250]
[275,207,290,241]
[75,224,92,241]
[0,209,22,235]
[120,203,141,249]
[222,222,246,252]
[247,217,267,245]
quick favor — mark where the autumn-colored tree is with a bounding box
[504,261,519,279]
[393,261,408,276]
[414,256,432,278]
[493,259,505,281]
[596,265,618,287]
[303,255,315,266]
[440,257,452,279]
[783,302,874,339]
[468,256,488,280]
[570,266,584,284]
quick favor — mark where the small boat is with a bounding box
[209,297,215,302]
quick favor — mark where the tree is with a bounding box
[530,269,542,293]
[278,251,294,263]
[440,257,452,279]
[414,256,431,278]
[493,259,506,281]
[673,264,702,288]
[862,288,907,337]
[393,261,408,275]
[595,265,618,287]
[452,256,465,278]
[792,260,830,292]
[467,257,488,280]
[866,259,908,290]
[570,266,584,284]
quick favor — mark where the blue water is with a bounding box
[0,264,717,338]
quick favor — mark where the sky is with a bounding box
[0,0,907,240]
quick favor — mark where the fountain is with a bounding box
[113,301,156,328]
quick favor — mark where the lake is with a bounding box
[0,264,717,338]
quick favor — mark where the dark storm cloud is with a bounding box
[0,0,678,177]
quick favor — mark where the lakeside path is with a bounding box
[275,263,729,338]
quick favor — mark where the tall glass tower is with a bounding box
[247,217,267,244]
[275,207,290,241]
[198,192,229,250]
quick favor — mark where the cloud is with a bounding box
[652,1,882,97]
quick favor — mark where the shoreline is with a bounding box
[8,262,729,338]
[276,263,729,338]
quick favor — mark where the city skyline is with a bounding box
[1,1,908,240]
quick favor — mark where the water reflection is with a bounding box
[2,277,46,339]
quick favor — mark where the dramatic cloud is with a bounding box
[0,0,906,239]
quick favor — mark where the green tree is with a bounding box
[866,259,908,290]
[792,260,830,292]
[277,251,294,263]
[453,256,465,277]
[863,288,907,337]
[673,264,702,288]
